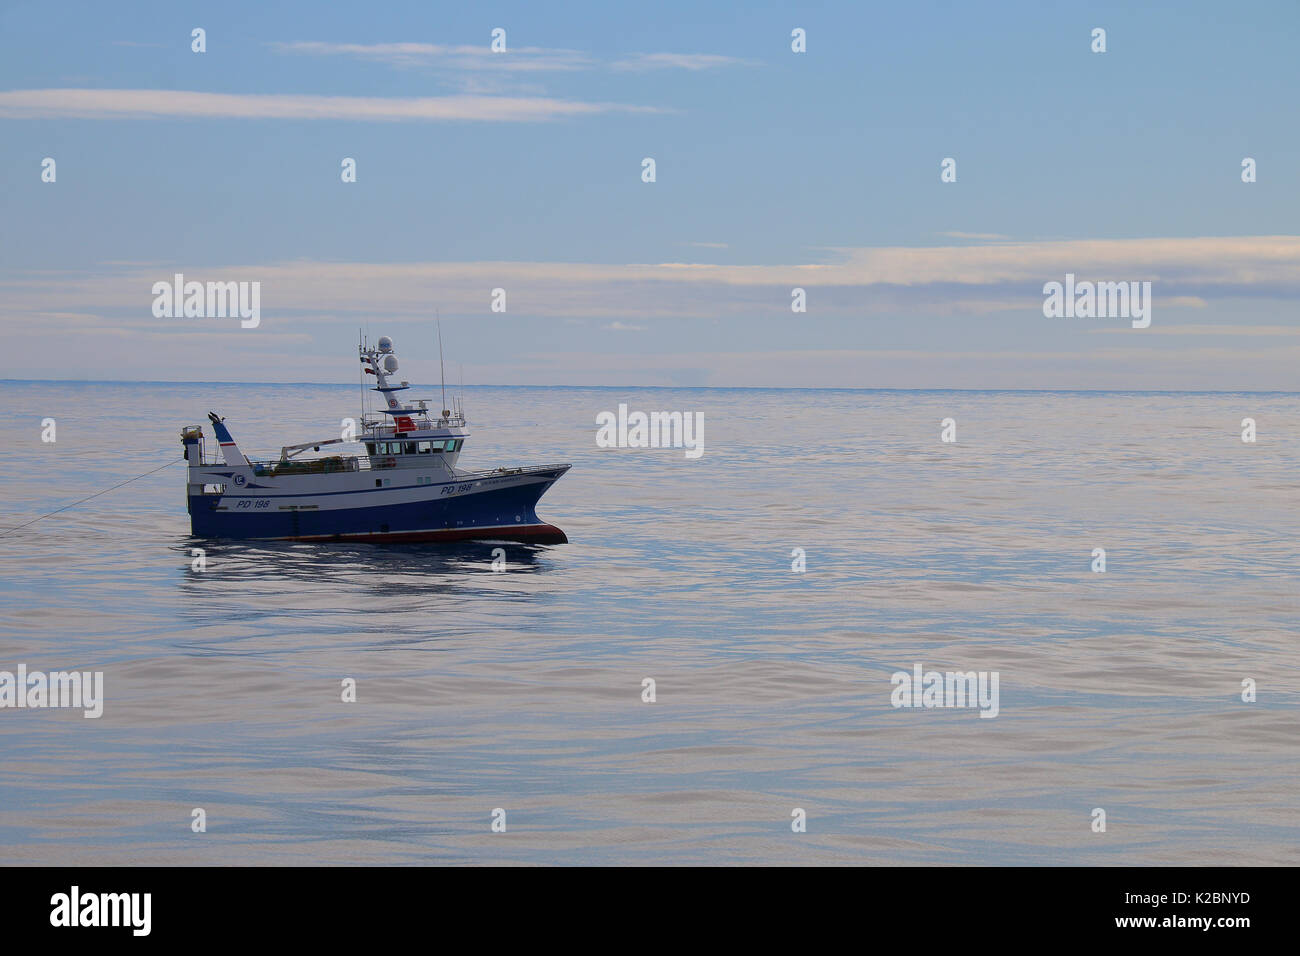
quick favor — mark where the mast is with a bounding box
[436,308,447,416]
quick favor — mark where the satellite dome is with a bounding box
[376,335,394,353]
[382,354,399,373]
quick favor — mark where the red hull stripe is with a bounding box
[284,523,568,545]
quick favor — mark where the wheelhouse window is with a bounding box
[402,441,418,455]
[445,439,460,452]
[417,441,432,454]
[365,443,376,455]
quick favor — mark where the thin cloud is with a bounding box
[610,52,753,71]
[940,231,1012,241]
[0,88,664,122]
[1,237,1296,327]
[509,345,1300,390]
[270,41,752,74]
[1088,323,1300,337]
[269,41,595,72]
[815,236,1300,288]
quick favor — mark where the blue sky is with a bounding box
[1,0,1298,387]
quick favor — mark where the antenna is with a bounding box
[436,308,448,417]
[363,320,372,425]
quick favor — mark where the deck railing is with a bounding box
[361,414,467,435]
[238,459,567,479]
[454,463,571,480]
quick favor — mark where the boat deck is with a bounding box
[242,458,569,479]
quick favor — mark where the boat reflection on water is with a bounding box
[173,538,562,600]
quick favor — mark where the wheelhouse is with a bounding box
[365,438,464,457]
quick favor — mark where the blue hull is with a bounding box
[188,470,567,544]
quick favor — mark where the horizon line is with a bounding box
[1,378,1297,394]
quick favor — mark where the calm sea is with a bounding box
[1,382,1297,865]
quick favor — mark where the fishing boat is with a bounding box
[181,335,570,543]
